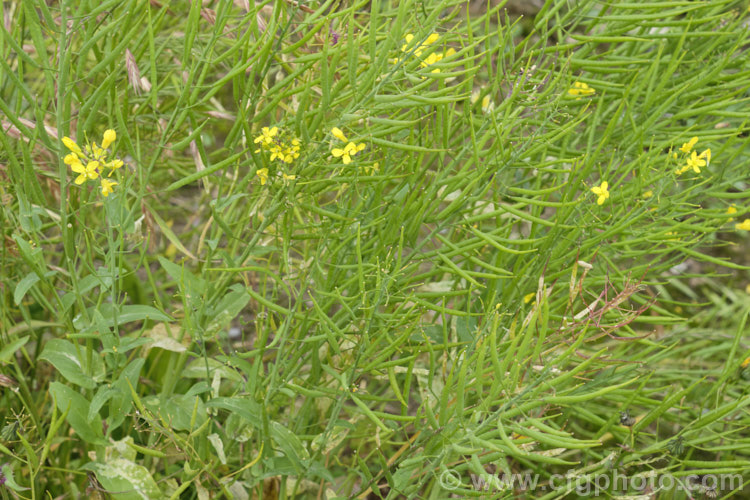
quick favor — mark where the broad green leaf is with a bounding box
[142,394,207,431]
[39,339,104,389]
[206,284,251,335]
[269,421,310,471]
[49,382,106,445]
[83,458,163,500]
[206,397,262,425]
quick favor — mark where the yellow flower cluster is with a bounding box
[568,81,595,97]
[253,126,300,186]
[331,127,366,164]
[675,136,711,175]
[62,130,123,197]
[399,33,455,73]
[253,126,301,164]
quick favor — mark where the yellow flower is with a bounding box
[698,148,711,166]
[62,129,124,193]
[105,158,124,176]
[255,128,301,165]
[686,151,706,173]
[401,33,439,56]
[523,293,535,304]
[420,48,455,73]
[679,136,699,154]
[331,127,348,142]
[568,81,595,97]
[331,128,366,164]
[62,137,83,156]
[282,172,296,181]
[91,142,105,160]
[282,138,301,163]
[643,190,653,199]
[71,160,100,185]
[736,219,750,231]
[64,153,81,166]
[590,181,610,205]
[727,205,737,222]
[102,129,116,149]
[100,178,118,197]
[332,142,366,164]
[268,144,284,162]
[253,126,278,146]
[256,167,269,185]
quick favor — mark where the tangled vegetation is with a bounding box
[1,0,750,498]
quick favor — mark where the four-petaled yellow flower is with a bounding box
[679,136,698,154]
[332,142,366,165]
[568,81,595,97]
[256,167,269,185]
[63,129,123,196]
[590,181,610,205]
[100,178,118,197]
[736,219,750,231]
[330,128,366,164]
[254,127,278,147]
[686,150,706,173]
[71,160,100,185]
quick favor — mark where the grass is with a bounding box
[2,0,750,498]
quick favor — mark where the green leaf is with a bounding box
[182,358,244,383]
[0,335,29,364]
[207,433,227,464]
[147,204,197,259]
[13,272,39,305]
[39,339,103,389]
[49,382,106,445]
[206,397,262,425]
[142,394,207,432]
[158,256,205,308]
[108,358,145,433]
[83,458,163,500]
[74,304,172,330]
[206,284,250,335]
[269,421,310,471]
[1,463,30,492]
